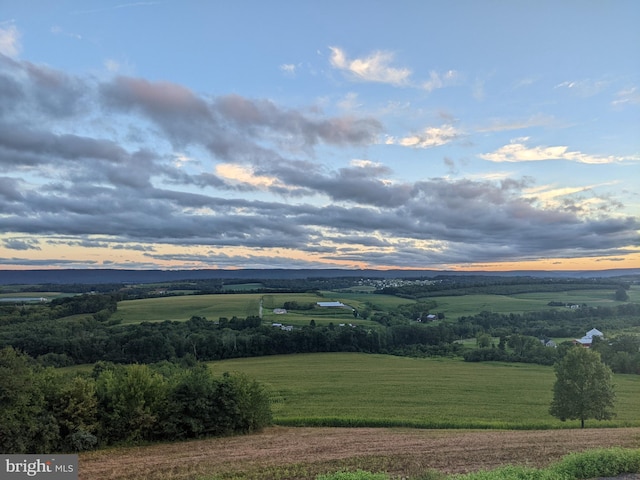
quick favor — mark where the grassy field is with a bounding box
[431,287,633,319]
[110,285,637,324]
[114,294,262,324]
[0,291,66,301]
[211,353,640,429]
[113,292,412,326]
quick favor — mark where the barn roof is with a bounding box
[317,301,346,307]
[586,328,603,337]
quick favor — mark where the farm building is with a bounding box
[317,301,346,308]
[574,328,604,347]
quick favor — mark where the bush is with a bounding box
[551,447,640,478]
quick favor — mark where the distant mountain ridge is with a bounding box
[0,268,638,285]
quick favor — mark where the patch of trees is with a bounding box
[457,303,640,339]
[461,304,640,374]
[0,347,272,453]
[0,293,121,326]
[0,313,466,365]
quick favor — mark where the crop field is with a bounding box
[114,294,261,324]
[78,427,640,480]
[211,352,640,429]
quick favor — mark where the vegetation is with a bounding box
[213,353,640,429]
[313,447,640,479]
[2,283,638,373]
[1,274,639,476]
[0,347,271,453]
[550,348,616,428]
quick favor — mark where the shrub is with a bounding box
[550,447,640,478]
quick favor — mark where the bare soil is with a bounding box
[79,427,640,480]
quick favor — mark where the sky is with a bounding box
[0,1,639,271]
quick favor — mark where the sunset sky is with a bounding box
[1,1,639,271]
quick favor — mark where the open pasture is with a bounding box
[114,294,261,324]
[433,287,628,319]
[212,352,640,429]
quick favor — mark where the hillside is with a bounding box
[1,267,639,285]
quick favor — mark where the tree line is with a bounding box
[0,347,271,453]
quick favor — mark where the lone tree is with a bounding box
[549,347,615,428]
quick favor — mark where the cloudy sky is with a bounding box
[1,1,639,271]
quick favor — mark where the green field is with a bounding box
[211,352,640,429]
[114,294,261,323]
[113,292,414,326]
[111,285,637,324]
[431,288,633,319]
[0,291,66,301]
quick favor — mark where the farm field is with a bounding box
[431,288,632,319]
[110,285,637,325]
[114,292,412,325]
[78,426,640,480]
[211,353,640,429]
[114,294,262,324]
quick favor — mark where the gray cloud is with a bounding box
[0,55,638,268]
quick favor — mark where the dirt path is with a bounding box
[79,427,640,480]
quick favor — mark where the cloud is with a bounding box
[50,26,82,40]
[476,114,556,133]
[2,237,41,251]
[1,55,638,269]
[612,87,640,107]
[555,79,609,97]
[479,138,626,164]
[280,63,296,76]
[422,70,458,92]
[0,24,20,58]
[329,47,411,86]
[386,124,461,148]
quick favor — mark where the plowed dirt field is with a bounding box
[79,427,640,480]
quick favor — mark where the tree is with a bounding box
[615,288,629,301]
[549,347,615,428]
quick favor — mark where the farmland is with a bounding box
[113,294,262,324]
[111,285,638,325]
[77,352,640,479]
[211,352,640,429]
[2,273,640,479]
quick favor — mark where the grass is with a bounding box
[114,294,261,324]
[432,290,628,319]
[211,353,640,429]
